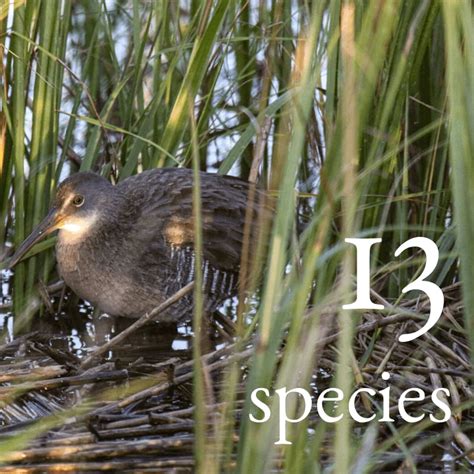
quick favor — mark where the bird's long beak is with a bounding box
[9,207,61,268]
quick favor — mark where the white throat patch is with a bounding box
[58,212,99,243]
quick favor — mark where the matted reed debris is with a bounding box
[0,283,471,473]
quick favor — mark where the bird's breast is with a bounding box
[56,238,101,305]
[56,232,141,316]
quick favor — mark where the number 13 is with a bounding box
[343,237,444,342]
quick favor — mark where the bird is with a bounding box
[9,168,269,322]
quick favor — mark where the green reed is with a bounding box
[0,0,472,472]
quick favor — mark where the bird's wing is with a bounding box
[119,169,270,300]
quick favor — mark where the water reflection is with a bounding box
[0,269,200,364]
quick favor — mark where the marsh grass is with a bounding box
[0,0,473,472]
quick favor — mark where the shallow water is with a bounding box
[0,268,199,364]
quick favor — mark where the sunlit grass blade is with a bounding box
[157,0,233,165]
[442,0,474,361]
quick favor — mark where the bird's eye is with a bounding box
[72,195,84,207]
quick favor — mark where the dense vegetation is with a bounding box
[0,0,473,472]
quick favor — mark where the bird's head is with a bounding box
[9,172,115,267]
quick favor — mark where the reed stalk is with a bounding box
[0,1,472,471]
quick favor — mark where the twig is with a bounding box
[425,355,474,461]
[96,421,194,441]
[80,282,194,369]
[0,370,129,397]
[0,459,197,472]
[89,346,253,416]
[0,436,194,463]
[372,365,473,378]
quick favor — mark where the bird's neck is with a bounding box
[57,211,100,246]
[56,216,126,277]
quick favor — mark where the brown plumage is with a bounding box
[10,168,269,321]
